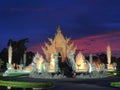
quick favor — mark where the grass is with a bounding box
[110,82,120,88]
[0,73,3,76]
[0,80,53,88]
[107,71,117,76]
[0,74,29,79]
[0,72,29,77]
[5,73,29,77]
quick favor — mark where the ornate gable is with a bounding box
[42,25,76,62]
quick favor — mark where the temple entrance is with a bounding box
[42,26,76,77]
[58,52,73,77]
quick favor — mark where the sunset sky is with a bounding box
[0,0,120,56]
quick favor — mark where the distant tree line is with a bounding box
[0,38,120,71]
[85,53,120,71]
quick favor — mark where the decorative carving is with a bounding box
[42,25,76,62]
[75,52,88,72]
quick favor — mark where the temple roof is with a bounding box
[53,25,66,44]
[42,25,76,62]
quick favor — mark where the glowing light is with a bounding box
[49,54,55,72]
[75,52,88,72]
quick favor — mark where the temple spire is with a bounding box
[107,42,111,64]
[8,42,12,65]
[57,25,61,33]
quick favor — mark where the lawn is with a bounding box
[110,82,120,88]
[0,80,53,88]
[107,71,117,76]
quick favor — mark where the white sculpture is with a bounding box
[86,60,92,73]
[67,50,75,72]
[54,53,59,72]
[23,53,27,67]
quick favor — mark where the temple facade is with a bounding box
[23,26,100,73]
[3,26,117,77]
[23,26,77,73]
[42,25,76,62]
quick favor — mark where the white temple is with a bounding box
[23,26,86,73]
[3,26,117,77]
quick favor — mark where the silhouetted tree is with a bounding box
[111,56,117,63]
[0,38,37,70]
[0,48,8,70]
[26,51,34,66]
[98,53,107,64]
[7,38,29,64]
[0,58,4,69]
[116,57,120,71]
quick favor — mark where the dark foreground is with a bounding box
[0,76,120,90]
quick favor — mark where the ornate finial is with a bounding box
[8,39,12,47]
[9,41,12,48]
[57,25,61,33]
[107,42,110,48]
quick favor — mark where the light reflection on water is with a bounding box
[0,86,43,90]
